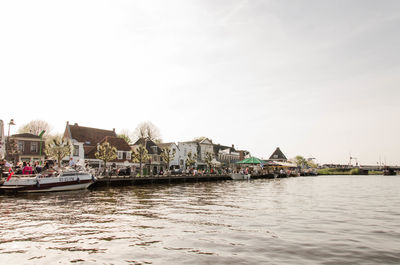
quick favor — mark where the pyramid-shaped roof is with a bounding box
[269,147,287,161]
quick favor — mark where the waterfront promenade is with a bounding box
[92,173,277,188]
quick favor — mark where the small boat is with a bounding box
[230,173,251,180]
[0,168,96,193]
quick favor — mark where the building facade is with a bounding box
[63,122,131,167]
[6,133,46,163]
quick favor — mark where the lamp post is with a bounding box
[6,119,16,161]
[7,119,15,138]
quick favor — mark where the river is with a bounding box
[0,175,399,264]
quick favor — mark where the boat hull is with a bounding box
[1,172,96,193]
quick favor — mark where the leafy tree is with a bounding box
[204,152,214,171]
[18,120,51,136]
[133,121,162,142]
[132,144,150,176]
[95,142,117,176]
[5,138,19,161]
[118,133,132,145]
[294,155,307,168]
[45,136,72,168]
[294,155,317,168]
[160,147,176,171]
[185,151,197,169]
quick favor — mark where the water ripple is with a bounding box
[0,175,399,264]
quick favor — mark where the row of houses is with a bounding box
[4,122,288,174]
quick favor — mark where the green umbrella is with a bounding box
[236,157,263,164]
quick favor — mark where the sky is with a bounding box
[1,0,399,165]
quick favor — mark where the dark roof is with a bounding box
[157,142,176,149]
[85,136,131,159]
[66,123,116,145]
[11,133,41,139]
[100,136,131,151]
[213,144,235,154]
[269,147,287,161]
[132,138,161,155]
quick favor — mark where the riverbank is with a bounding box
[91,173,278,188]
[317,168,383,175]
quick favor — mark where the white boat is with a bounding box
[0,168,96,193]
[230,173,251,180]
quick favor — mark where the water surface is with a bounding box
[0,175,399,264]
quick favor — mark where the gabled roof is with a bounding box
[132,138,162,155]
[85,136,131,158]
[157,142,178,150]
[100,136,131,151]
[213,144,235,154]
[269,147,287,161]
[11,133,41,139]
[65,123,116,145]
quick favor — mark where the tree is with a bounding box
[132,144,150,176]
[45,136,72,168]
[133,121,162,142]
[5,138,19,161]
[118,134,132,145]
[18,120,51,136]
[185,151,197,169]
[193,136,207,142]
[294,155,317,168]
[95,142,117,176]
[204,152,214,171]
[160,147,176,172]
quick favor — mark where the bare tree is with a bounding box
[133,121,161,142]
[18,120,51,136]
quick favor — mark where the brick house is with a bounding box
[7,133,46,163]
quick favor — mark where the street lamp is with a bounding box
[8,119,15,138]
[6,119,16,161]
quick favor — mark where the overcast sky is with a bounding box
[1,0,399,165]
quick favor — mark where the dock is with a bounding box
[91,173,277,188]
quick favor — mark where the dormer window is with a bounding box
[85,141,91,145]
[117,151,123,160]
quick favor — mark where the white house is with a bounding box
[157,142,180,169]
[177,141,200,169]
[63,122,132,167]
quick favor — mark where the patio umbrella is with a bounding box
[236,157,263,164]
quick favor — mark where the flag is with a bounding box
[6,168,14,182]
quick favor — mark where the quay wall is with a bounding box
[91,173,276,188]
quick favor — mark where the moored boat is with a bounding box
[0,168,96,193]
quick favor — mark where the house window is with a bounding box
[151,146,157,154]
[126,152,131,160]
[73,145,79,156]
[31,142,38,153]
[117,151,123,160]
[18,141,24,152]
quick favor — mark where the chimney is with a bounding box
[74,123,78,126]
[112,128,115,132]
[66,121,69,126]
[232,144,235,149]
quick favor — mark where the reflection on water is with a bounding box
[1,175,400,264]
